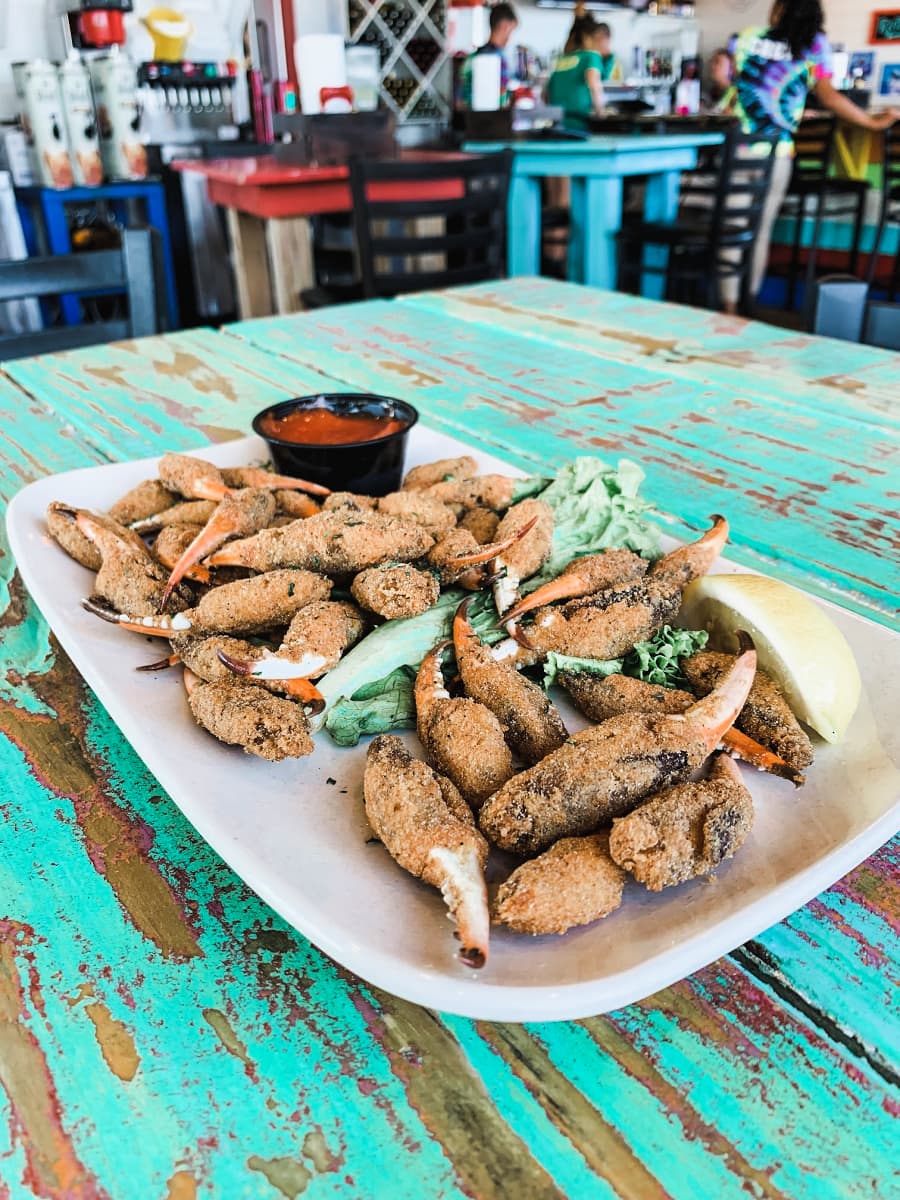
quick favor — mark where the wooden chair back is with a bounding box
[348,151,513,299]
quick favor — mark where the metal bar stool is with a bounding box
[865,124,900,302]
[779,116,870,311]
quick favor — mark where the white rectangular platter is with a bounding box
[7,428,900,1022]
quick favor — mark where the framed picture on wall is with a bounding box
[879,62,900,95]
[870,11,900,44]
[849,51,875,82]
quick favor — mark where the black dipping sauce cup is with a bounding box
[252,393,419,497]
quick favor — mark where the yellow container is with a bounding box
[140,8,194,61]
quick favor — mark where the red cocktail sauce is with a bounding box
[260,407,407,445]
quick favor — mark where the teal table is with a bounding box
[464,133,724,295]
[1,281,897,1199]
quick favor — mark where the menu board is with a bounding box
[871,11,900,43]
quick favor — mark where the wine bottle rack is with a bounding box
[347,0,451,124]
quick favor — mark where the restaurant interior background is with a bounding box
[0,0,897,331]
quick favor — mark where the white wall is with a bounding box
[512,1,698,75]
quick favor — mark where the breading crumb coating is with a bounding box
[402,456,479,491]
[377,491,458,537]
[352,563,440,620]
[492,833,626,934]
[561,673,694,723]
[107,478,177,526]
[609,753,753,890]
[458,507,500,545]
[682,651,814,769]
[187,678,313,760]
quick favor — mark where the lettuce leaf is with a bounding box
[533,457,661,582]
[625,625,709,688]
[314,589,503,734]
[543,652,624,690]
[323,666,417,746]
[544,626,709,693]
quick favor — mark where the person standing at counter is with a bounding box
[546,14,608,127]
[594,22,623,85]
[457,3,519,109]
[724,0,898,311]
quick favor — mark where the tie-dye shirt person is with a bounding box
[726,26,833,154]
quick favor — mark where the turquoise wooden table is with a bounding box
[463,133,724,295]
[1,281,898,1199]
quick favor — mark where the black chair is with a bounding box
[865,123,900,301]
[617,129,778,313]
[347,151,513,299]
[0,228,160,360]
[778,116,870,310]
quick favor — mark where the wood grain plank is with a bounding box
[2,329,342,462]
[741,836,900,1077]
[400,280,899,429]
[224,304,900,626]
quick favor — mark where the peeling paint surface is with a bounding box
[0,287,898,1200]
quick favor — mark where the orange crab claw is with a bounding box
[136,652,182,672]
[499,571,589,627]
[442,515,539,569]
[721,728,805,787]
[160,503,250,609]
[215,648,326,711]
[651,515,729,584]
[226,466,330,497]
[452,596,482,659]
[680,631,757,754]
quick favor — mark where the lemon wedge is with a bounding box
[678,573,861,744]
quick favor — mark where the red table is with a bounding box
[173,152,467,317]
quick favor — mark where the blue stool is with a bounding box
[16,181,179,328]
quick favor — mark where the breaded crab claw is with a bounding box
[609,752,754,890]
[453,597,568,766]
[502,516,729,662]
[414,640,515,809]
[479,635,758,857]
[158,452,329,502]
[183,668,314,760]
[82,568,331,638]
[364,736,491,969]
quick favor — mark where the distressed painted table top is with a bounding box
[1,281,898,1200]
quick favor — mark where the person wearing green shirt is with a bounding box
[547,14,608,129]
[594,22,623,84]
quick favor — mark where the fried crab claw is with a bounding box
[648,514,729,588]
[213,600,364,701]
[221,466,330,497]
[182,668,314,761]
[719,727,805,786]
[478,637,757,857]
[159,489,276,609]
[159,453,330,503]
[414,639,515,809]
[363,736,490,970]
[453,596,568,765]
[498,551,644,626]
